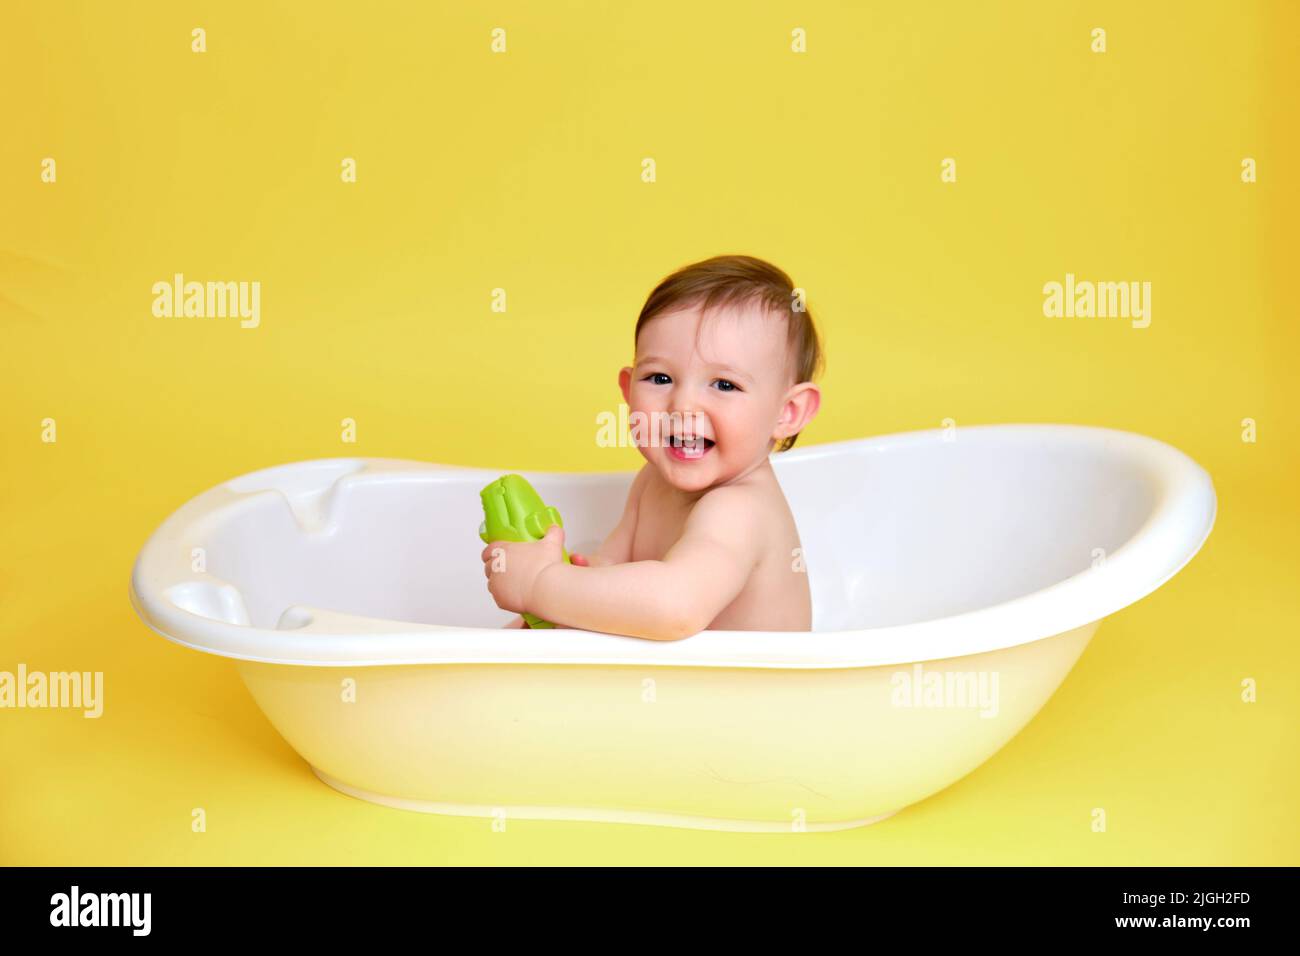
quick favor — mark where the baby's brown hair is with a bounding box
[634,254,824,452]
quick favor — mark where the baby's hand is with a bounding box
[481,525,568,614]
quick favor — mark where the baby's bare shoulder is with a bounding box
[681,481,772,545]
[657,484,764,577]
[694,480,767,511]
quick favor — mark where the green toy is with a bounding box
[479,474,570,629]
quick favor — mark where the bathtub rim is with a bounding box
[128,422,1217,670]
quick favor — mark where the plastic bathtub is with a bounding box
[128,423,1217,832]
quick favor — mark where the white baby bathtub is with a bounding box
[129,423,1216,832]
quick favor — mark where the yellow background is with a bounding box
[2,0,1296,864]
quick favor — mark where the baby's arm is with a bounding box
[499,468,646,629]
[528,485,760,641]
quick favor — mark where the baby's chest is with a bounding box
[628,483,693,562]
[629,511,687,562]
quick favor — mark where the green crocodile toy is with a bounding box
[479,474,570,629]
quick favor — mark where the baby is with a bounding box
[482,254,824,640]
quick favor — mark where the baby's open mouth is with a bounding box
[667,435,715,459]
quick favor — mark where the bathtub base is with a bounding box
[311,767,901,833]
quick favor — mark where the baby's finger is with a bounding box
[482,541,509,564]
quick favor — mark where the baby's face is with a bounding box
[621,301,798,493]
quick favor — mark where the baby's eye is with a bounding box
[645,372,671,385]
[713,379,740,392]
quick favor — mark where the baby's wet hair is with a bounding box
[634,254,825,452]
